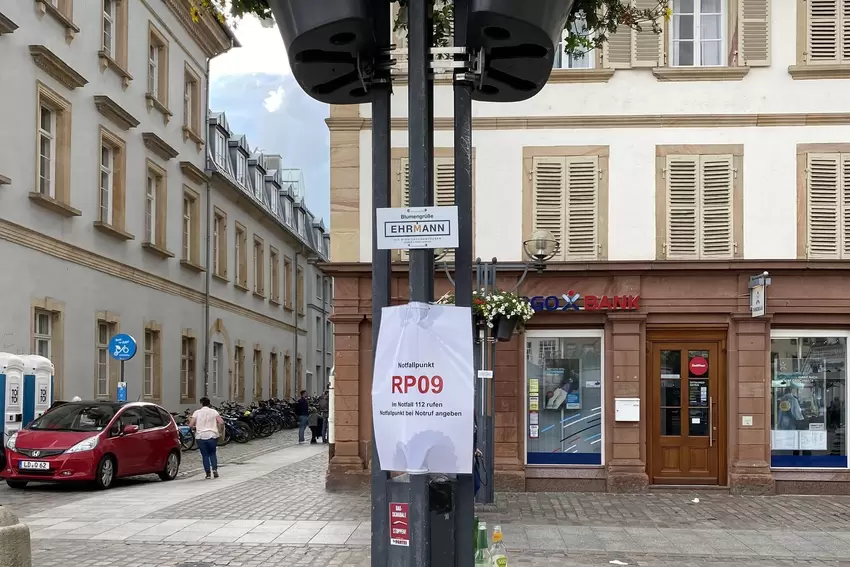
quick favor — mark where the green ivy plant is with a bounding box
[192,0,670,56]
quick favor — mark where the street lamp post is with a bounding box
[436,230,559,504]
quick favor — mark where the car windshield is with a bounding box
[28,403,117,432]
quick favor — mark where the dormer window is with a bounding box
[214,130,227,168]
[271,192,279,215]
[284,200,293,224]
[236,154,247,186]
[255,170,263,200]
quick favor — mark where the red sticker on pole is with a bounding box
[689,356,708,376]
[390,502,410,547]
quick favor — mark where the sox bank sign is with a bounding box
[523,291,640,312]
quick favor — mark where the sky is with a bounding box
[209,17,331,224]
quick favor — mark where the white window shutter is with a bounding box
[842,154,850,257]
[699,155,734,258]
[808,0,840,63]
[532,157,567,261]
[633,0,665,67]
[565,157,599,260]
[434,157,455,261]
[806,153,841,258]
[842,0,850,62]
[400,157,410,207]
[603,28,634,68]
[665,155,700,259]
[738,0,771,66]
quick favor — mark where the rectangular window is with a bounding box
[253,349,263,400]
[270,247,280,303]
[144,160,167,250]
[317,275,322,300]
[671,0,725,67]
[34,309,52,359]
[183,65,201,134]
[326,321,332,351]
[296,265,305,315]
[530,154,603,261]
[235,224,248,288]
[284,200,293,225]
[253,236,265,296]
[215,131,227,168]
[35,83,71,208]
[212,342,224,398]
[525,330,604,465]
[770,331,848,468]
[38,105,56,198]
[145,174,156,242]
[804,0,850,64]
[147,25,168,103]
[181,335,196,401]
[95,321,109,398]
[284,257,293,309]
[554,16,595,69]
[255,170,264,200]
[181,187,201,267]
[236,155,247,186]
[271,191,279,215]
[316,317,322,351]
[803,152,850,259]
[102,0,116,56]
[213,209,227,278]
[658,147,742,260]
[97,127,127,232]
[284,355,292,398]
[143,328,160,399]
[234,345,245,400]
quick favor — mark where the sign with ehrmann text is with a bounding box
[376,206,459,250]
[372,302,474,474]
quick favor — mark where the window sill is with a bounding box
[180,259,206,274]
[298,310,305,317]
[141,241,175,259]
[183,126,204,152]
[145,93,173,123]
[652,66,750,82]
[98,50,133,89]
[788,64,850,80]
[0,174,10,185]
[35,0,79,39]
[284,303,294,312]
[28,191,81,217]
[253,291,267,300]
[235,282,250,293]
[212,272,229,284]
[548,68,614,83]
[270,298,282,306]
[93,221,134,241]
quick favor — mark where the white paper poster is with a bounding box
[772,430,799,450]
[799,430,827,451]
[372,302,474,475]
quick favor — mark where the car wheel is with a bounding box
[5,480,28,489]
[158,451,180,481]
[94,456,116,490]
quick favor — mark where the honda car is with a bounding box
[2,401,181,489]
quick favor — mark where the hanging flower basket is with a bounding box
[494,315,519,341]
[436,289,535,341]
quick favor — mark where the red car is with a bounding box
[2,401,181,490]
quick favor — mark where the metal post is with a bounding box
[395,0,433,564]
[475,260,496,504]
[453,0,475,562]
[370,0,392,565]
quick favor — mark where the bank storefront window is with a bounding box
[525,330,603,465]
[770,331,848,468]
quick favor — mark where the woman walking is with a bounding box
[189,397,224,479]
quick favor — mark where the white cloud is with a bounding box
[263,86,286,112]
[211,17,291,78]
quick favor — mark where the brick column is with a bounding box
[326,310,369,491]
[606,314,649,492]
[494,338,524,491]
[729,315,775,494]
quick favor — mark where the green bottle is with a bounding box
[490,524,508,567]
[474,522,491,566]
[473,517,479,553]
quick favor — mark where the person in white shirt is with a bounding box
[189,397,224,479]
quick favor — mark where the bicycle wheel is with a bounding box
[179,428,196,451]
[232,423,251,443]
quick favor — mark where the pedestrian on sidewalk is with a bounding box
[318,390,329,443]
[308,406,321,444]
[297,390,309,444]
[189,396,224,479]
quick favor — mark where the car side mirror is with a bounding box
[122,424,139,435]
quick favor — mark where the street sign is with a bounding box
[748,272,771,318]
[117,382,127,402]
[108,334,137,361]
[372,302,474,474]
[376,206,459,250]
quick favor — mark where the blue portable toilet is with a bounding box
[21,354,54,427]
[0,352,25,447]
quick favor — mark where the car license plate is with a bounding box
[19,461,50,470]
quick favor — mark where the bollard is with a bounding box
[0,506,32,567]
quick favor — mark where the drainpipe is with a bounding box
[321,275,327,388]
[293,249,300,398]
[202,55,212,399]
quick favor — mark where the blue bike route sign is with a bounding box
[108,334,137,362]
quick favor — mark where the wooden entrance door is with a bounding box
[649,339,725,485]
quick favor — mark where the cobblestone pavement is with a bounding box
[9,436,850,565]
[0,428,298,515]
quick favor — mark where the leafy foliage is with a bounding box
[195,0,670,56]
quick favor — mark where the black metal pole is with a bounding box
[371,0,392,565]
[453,0,475,562]
[400,0,433,564]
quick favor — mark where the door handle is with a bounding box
[709,396,714,448]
